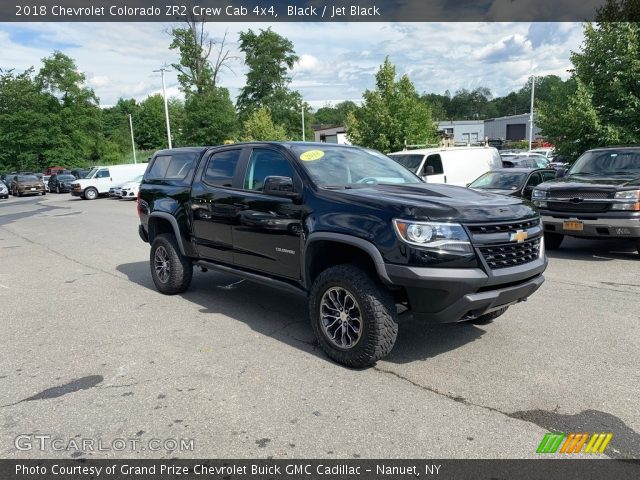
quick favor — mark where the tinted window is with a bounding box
[203,150,241,187]
[244,149,294,191]
[525,173,543,187]
[147,156,171,179]
[424,154,444,175]
[389,154,424,171]
[542,171,556,181]
[96,169,110,178]
[165,153,197,179]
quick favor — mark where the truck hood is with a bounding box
[537,174,640,191]
[327,183,536,222]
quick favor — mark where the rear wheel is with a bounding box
[84,187,98,200]
[309,264,398,368]
[544,232,564,250]
[150,234,193,295]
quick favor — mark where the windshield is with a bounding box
[570,150,640,176]
[292,146,422,187]
[59,175,75,180]
[130,175,143,182]
[469,171,528,190]
[85,167,99,179]
[388,154,424,171]
[17,175,39,182]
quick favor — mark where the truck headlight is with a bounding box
[393,220,472,253]
[612,190,640,210]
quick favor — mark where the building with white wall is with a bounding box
[437,120,485,144]
[484,114,541,141]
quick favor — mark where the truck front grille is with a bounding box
[466,218,539,234]
[478,238,541,270]
[550,190,611,199]
[546,201,610,213]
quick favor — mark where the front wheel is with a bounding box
[544,232,564,250]
[309,264,398,368]
[150,234,193,295]
[84,187,98,200]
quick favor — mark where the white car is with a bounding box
[119,175,143,200]
[108,185,124,198]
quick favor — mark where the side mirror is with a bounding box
[263,176,298,198]
[556,168,567,178]
[423,165,435,176]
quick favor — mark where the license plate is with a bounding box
[563,220,583,231]
[30,187,36,191]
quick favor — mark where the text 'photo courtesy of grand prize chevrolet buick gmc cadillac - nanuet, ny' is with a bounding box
[137,142,548,367]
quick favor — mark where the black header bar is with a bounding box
[3,0,614,22]
[2,459,640,480]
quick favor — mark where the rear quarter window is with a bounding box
[146,153,197,180]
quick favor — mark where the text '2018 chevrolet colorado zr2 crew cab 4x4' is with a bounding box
[532,146,640,256]
[138,143,547,367]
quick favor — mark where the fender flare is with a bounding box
[304,232,391,287]
[148,212,186,255]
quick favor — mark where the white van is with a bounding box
[71,163,148,200]
[388,146,502,186]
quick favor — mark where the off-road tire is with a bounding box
[150,233,193,295]
[309,264,398,368]
[544,232,564,250]
[466,306,509,325]
[84,187,98,200]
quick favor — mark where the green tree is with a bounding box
[345,58,436,152]
[182,87,237,145]
[35,51,103,167]
[240,107,287,142]
[169,17,237,144]
[0,68,53,171]
[236,28,307,139]
[538,20,640,159]
[313,101,358,125]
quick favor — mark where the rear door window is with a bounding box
[203,150,242,187]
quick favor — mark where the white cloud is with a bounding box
[0,22,583,108]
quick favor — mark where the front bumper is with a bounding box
[384,255,547,322]
[71,189,83,197]
[540,212,640,239]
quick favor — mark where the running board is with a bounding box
[194,260,307,297]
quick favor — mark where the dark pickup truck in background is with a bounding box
[137,142,547,367]
[532,146,640,255]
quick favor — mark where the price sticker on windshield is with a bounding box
[300,150,325,161]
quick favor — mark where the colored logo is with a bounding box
[536,432,613,454]
[510,229,528,243]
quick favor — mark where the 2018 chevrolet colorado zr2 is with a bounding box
[138,142,547,367]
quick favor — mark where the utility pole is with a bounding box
[154,66,172,149]
[529,75,535,151]
[128,114,137,164]
[301,104,306,141]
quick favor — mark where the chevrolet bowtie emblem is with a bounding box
[510,229,528,243]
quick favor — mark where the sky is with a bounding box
[0,22,585,109]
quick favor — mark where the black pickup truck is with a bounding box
[532,146,640,255]
[137,142,547,367]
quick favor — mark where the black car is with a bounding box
[137,143,547,367]
[48,174,77,193]
[501,154,550,169]
[469,168,556,199]
[533,146,640,254]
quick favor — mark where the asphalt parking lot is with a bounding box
[0,194,638,459]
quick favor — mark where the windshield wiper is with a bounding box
[322,185,352,190]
